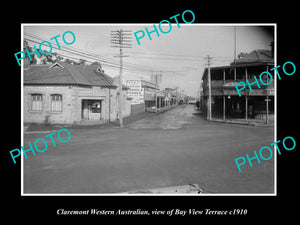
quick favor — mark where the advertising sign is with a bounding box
[126,80,144,104]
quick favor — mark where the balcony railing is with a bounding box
[204,79,274,89]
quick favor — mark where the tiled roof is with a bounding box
[24,62,117,88]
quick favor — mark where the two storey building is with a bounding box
[201,50,274,121]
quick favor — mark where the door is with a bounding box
[81,99,102,120]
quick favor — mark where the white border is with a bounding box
[274,23,277,196]
[21,23,277,196]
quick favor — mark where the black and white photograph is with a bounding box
[4,4,298,223]
[21,24,275,195]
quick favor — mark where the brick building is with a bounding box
[23,62,131,124]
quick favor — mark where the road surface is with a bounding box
[23,104,275,194]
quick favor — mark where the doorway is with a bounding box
[81,99,102,120]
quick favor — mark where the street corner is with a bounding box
[118,184,204,194]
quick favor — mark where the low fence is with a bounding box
[131,103,145,115]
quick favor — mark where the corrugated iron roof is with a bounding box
[24,62,117,88]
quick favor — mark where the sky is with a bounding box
[24,24,274,97]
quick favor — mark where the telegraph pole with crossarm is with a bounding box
[110,29,132,127]
[204,55,213,121]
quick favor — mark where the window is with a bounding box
[236,68,244,80]
[31,94,43,111]
[51,94,62,112]
[91,100,101,113]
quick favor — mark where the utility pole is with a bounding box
[234,26,237,65]
[175,86,178,106]
[266,65,269,124]
[110,29,132,127]
[205,55,212,120]
[155,73,158,113]
[152,72,162,113]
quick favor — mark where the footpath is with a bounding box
[24,105,181,133]
[210,118,274,127]
[24,111,159,133]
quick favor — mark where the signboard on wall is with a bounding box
[223,89,241,96]
[247,89,265,96]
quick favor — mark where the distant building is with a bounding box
[164,87,180,106]
[126,80,178,114]
[126,80,146,105]
[23,62,131,124]
[201,49,274,121]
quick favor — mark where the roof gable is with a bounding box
[49,62,64,69]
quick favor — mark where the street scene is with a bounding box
[22,24,275,194]
[24,104,274,194]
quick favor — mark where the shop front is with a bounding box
[81,99,102,121]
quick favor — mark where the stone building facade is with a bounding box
[23,62,131,124]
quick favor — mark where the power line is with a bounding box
[24,37,195,75]
[24,34,155,73]
[23,37,152,73]
[24,32,231,70]
[128,50,204,59]
[25,33,142,68]
[128,50,233,60]
[24,32,231,76]
[25,32,102,59]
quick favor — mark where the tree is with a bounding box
[26,45,64,65]
[91,61,101,66]
[78,59,86,65]
[64,58,74,64]
[51,52,64,62]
